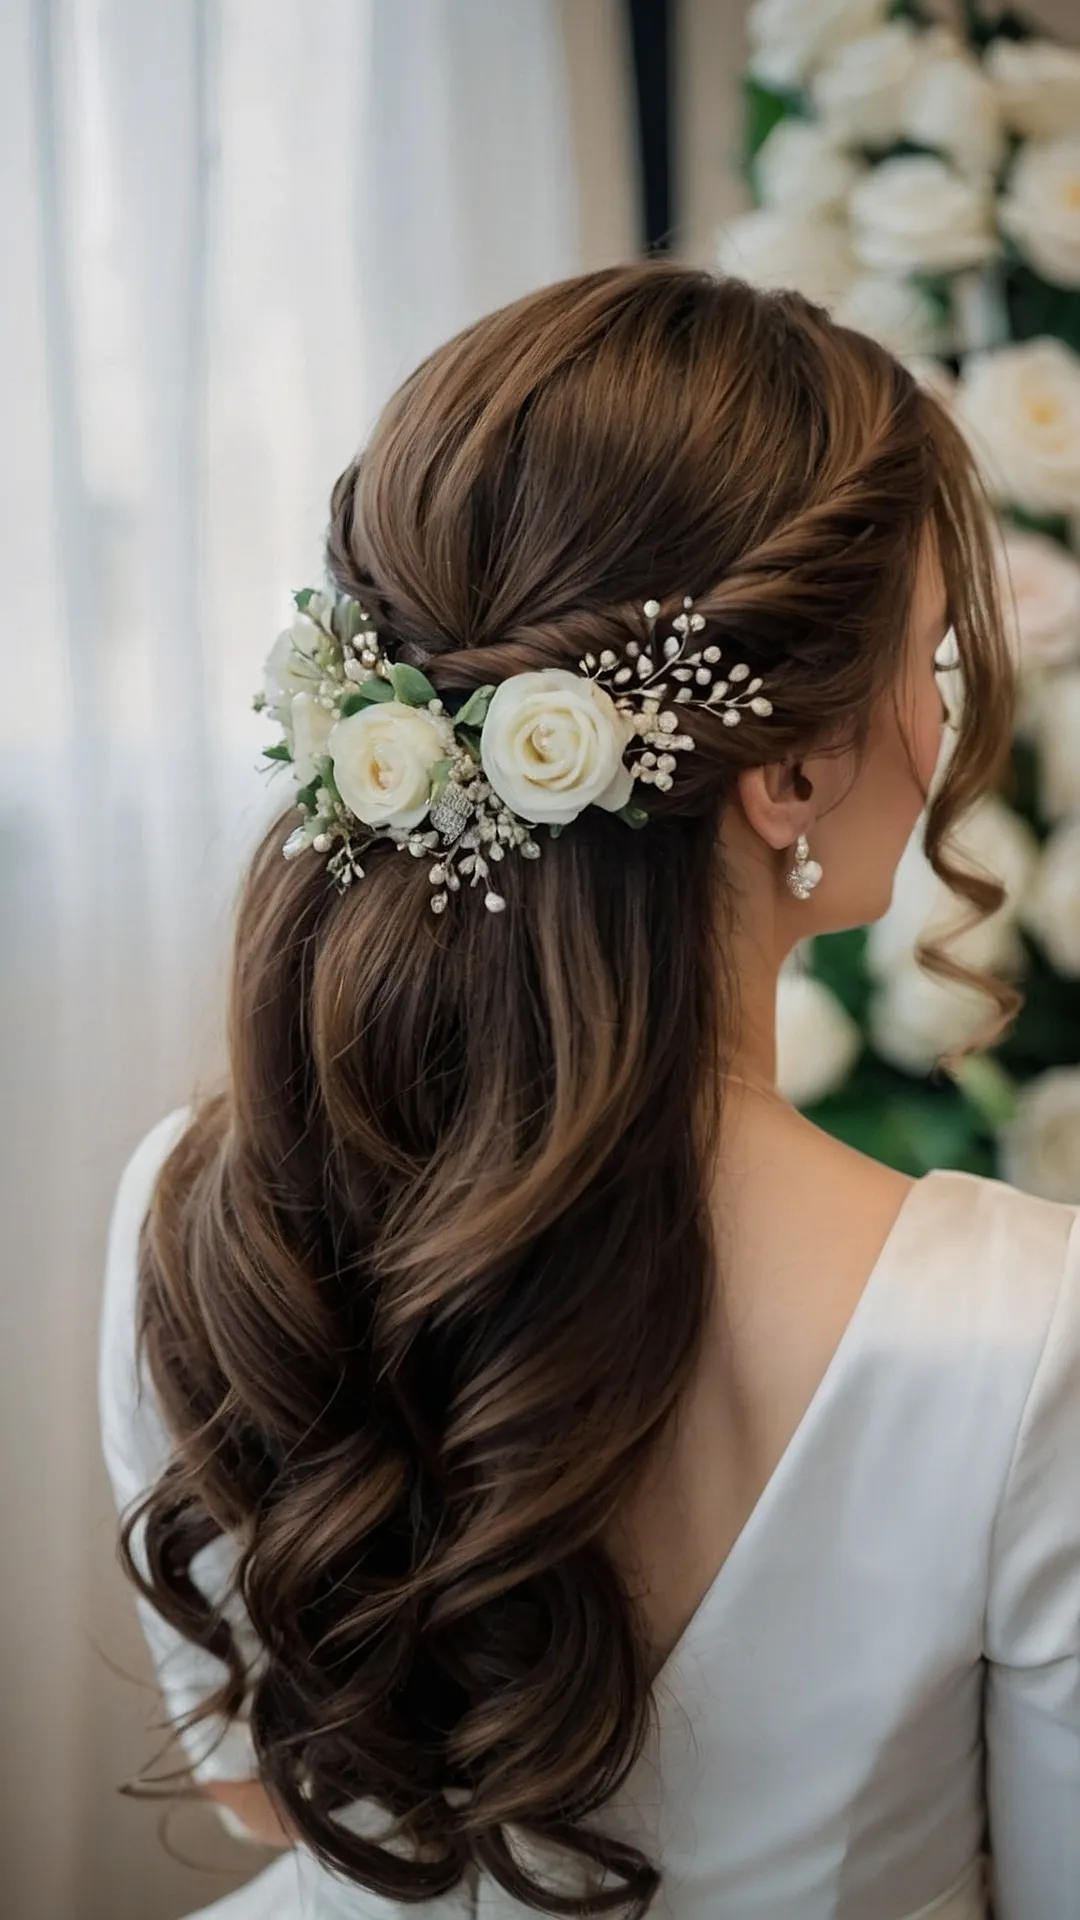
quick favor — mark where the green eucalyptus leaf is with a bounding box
[453,684,497,729]
[293,587,315,611]
[339,675,394,709]
[548,822,565,839]
[388,662,438,706]
[294,780,320,811]
[262,740,293,763]
[613,802,650,830]
[455,723,484,762]
[428,757,454,799]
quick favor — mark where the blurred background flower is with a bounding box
[723,0,1080,1199]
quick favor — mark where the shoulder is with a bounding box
[97,1106,193,1505]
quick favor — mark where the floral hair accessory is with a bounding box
[253,587,774,914]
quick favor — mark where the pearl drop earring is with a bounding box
[785,833,822,900]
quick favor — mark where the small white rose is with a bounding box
[998,137,1080,291]
[754,120,865,216]
[953,337,1080,516]
[832,272,944,356]
[848,154,998,277]
[998,1065,1080,1203]
[868,964,998,1076]
[1020,819,1080,976]
[289,692,336,786]
[328,700,455,830]
[900,40,1004,180]
[479,669,634,825]
[716,209,858,306]
[866,794,1038,982]
[903,355,959,410]
[994,526,1080,675]
[984,37,1080,142]
[810,21,922,145]
[776,970,862,1106]
[263,614,323,725]
[746,0,888,92]
[1030,666,1080,824]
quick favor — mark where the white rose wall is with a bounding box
[729,0,1080,1203]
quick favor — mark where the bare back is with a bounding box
[606,1090,918,1683]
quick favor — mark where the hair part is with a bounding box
[117,262,1016,1914]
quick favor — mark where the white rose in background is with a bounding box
[832,272,944,356]
[994,526,1080,672]
[985,37,1080,141]
[263,614,323,726]
[901,37,1005,180]
[746,0,888,92]
[290,692,336,786]
[998,137,1080,291]
[753,119,865,216]
[848,155,998,276]
[868,966,995,1076]
[716,210,857,304]
[866,794,1039,982]
[953,338,1080,515]
[998,1065,1080,1201]
[479,669,634,825]
[809,21,921,145]
[328,700,455,830]
[776,971,863,1106]
[1020,819,1080,976]
[1030,666,1080,823]
[903,355,959,410]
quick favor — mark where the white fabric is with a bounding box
[99,1112,1080,1919]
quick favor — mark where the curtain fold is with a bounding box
[2,4,636,1914]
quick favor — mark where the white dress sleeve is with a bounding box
[984,1201,1080,1918]
[98,1107,261,1785]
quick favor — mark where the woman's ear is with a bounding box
[736,759,816,852]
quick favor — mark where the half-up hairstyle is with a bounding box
[117,262,1016,1914]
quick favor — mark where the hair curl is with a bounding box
[117,262,1016,1914]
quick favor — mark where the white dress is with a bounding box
[99,1108,1080,1920]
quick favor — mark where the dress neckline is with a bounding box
[651,1166,951,1691]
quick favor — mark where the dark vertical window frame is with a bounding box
[624,0,673,255]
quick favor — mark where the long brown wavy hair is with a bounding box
[117,263,1017,1914]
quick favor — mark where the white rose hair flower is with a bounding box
[253,586,775,915]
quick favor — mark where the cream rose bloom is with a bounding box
[900,37,1004,179]
[479,669,634,825]
[953,338,1080,515]
[848,155,998,277]
[1020,820,1080,977]
[746,0,888,91]
[866,794,1038,982]
[1030,667,1080,823]
[868,966,996,1076]
[776,970,862,1106]
[832,272,944,356]
[809,21,922,143]
[998,1065,1080,1203]
[328,700,455,830]
[716,210,857,305]
[995,526,1080,674]
[985,37,1080,141]
[263,614,323,724]
[754,119,865,216]
[998,137,1080,290]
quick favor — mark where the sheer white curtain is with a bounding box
[1,3,636,1915]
